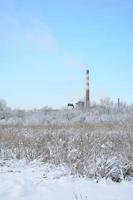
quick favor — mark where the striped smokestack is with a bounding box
[85,69,90,109]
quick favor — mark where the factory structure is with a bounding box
[68,69,91,110]
[67,69,121,111]
[76,69,90,110]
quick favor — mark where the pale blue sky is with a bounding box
[0,0,133,109]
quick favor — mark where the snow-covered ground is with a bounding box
[0,160,133,200]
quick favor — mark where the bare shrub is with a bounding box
[0,123,133,181]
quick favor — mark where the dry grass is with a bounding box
[0,123,133,181]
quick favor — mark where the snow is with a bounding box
[0,160,133,200]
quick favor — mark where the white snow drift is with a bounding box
[0,160,133,200]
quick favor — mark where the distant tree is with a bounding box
[99,97,114,114]
[15,109,25,119]
[0,99,11,120]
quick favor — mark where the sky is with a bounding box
[0,0,133,109]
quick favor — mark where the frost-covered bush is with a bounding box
[0,98,133,125]
[0,123,133,182]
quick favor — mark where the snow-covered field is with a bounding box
[0,107,133,199]
[0,159,133,200]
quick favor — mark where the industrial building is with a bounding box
[68,69,90,110]
[76,69,90,110]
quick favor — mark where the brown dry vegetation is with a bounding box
[0,123,133,181]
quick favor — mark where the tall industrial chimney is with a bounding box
[118,98,120,111]
[85,69,90,109]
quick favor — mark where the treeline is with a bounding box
[0,98,133,125]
